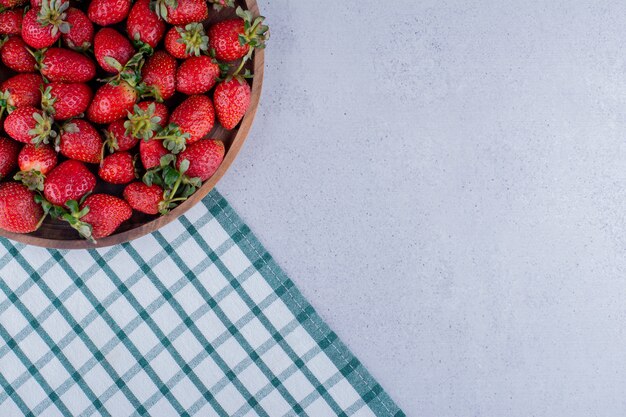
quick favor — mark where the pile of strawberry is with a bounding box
[0,0,267,241]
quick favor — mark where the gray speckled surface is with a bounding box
[218,1,626,415]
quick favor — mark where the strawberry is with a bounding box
[0,182,43,233]
[164,23,208,59]
[124,101,168,141]
[126,0,165,48]
[17,144,56,174]
[87,0,131,26]
[41,82,92,120]
[75,194,132,239]
[214,77,250,130]
[1,36,37,73]
[87,81,137,124]
[0,9,24,35]
[155,0,208,26]
[14,143,57,190]
[104,119,138,153]
[208,19,246,62]
[0,136,21,180]
[37,47,96,83]
[58,119,102,164]
[43,159,96,207]
[4,106,54,145]
[21,0,70,49]
[94,28,135,73]
[176,139,224,181]
[0,73,43,113]
[168,94,214,144]
[175,55,220,95]
[0,0,28,10]
[207,0,234,11]
[99,151,136,184]
[62,7,93,51]
[139,139,168,169]
[140,50,176,101]
[209,7,268,62]
[123,181,163,214]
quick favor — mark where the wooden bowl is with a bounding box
[0,0,264,249]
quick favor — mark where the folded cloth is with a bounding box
[0,189,403,417]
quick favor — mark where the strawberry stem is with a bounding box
[14,170,46,191]
[0,90,15,117]
[153,0,177,21]
[38,0,70,36]
[28,111,57,146]
[60,200,95,242]
[236,6,269,50]
[40,85,57,116]
[177,23,209,57]
[232,52,250,78]
[153,123,190,154]
[125,103,162,140]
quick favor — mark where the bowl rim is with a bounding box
[0,0,265,249]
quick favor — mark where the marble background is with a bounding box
[220,1,626,415]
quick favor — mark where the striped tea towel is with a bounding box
[0,189,404,417]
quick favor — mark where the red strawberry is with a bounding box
[41,82,92,120]
[155,0,208,25]
[0,136,21,179]
[94,28,135,73]
[0,9,24,35]
[176,139,224,181]
[176,55,220,95]
[124,101,168,142]
[38,47,96,83]
[78,194,132,239]
[140,139,168,169]
[87,81,137,124]
[17,144,56,174]
[43,159,96,206]
[209,19,245,62]
[123,181,163,214]
[140,50,176,101]
[0,0,27,10]
[209,7,268,62]
[104,119,139,153]
[1,36,37,73]
[4,106,54,145]
[87,0,131,26]
[164,22,209,59]
[21,0,70,49]
[58,119,102,164]
[169,95,214,144]
[0,73,43,112]
[14,143,57,190]
[126,0,165,48]
[99,152,136,184]
[62,8,93,51]
[0,182,43,233]
[214,77,250,130]
[207,0,234,11]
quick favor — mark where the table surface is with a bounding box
[219,1,626,415]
